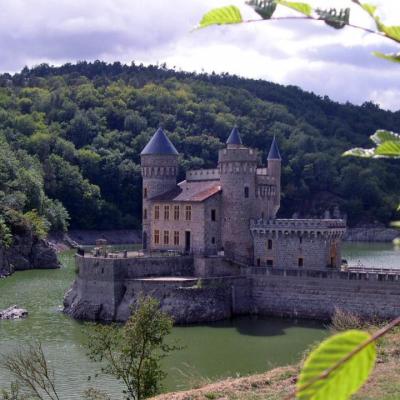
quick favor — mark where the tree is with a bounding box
[1,342,60,400]
[86,296,179,400]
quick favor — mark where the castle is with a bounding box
[141,126,345,269]
[64,127,400,324]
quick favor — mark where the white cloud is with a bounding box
[0,0,399,110]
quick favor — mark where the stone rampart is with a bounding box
[250,218,346,237]
[249,267,400,320]
[186,168,220,181]
[64,254,400,324]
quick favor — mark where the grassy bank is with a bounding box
[153,325,400,400]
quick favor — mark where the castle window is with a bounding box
[144,187,147,198]
[143,208,147,220]
[164,205,170,220]
[185,205,192,221]
[244,186,249,198]
[174,205,180,220]
[164,230,169,245]
[154,230,160,245]
[268,239,273,250]
[154,205,160,220]
[298,257,304,267]
[174,231,180,246]
[211,209,216,221]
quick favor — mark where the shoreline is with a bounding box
[49,227,399,249]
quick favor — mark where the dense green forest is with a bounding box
[0,61,399,237]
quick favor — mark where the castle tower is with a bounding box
[140,127,179,250]
[267,136,281,217]
[219,126,259,262]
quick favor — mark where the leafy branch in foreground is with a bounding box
[197,1,400,62]
[1,342,60,400]
[344,129,400,226]
[343,130,400,159]
[86,296,179,400]
[289,316,400,400]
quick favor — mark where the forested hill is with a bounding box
[0,61,399,236]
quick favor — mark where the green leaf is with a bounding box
[359,2,377,17]
[344,130,400,158]
[297,330,376,400]
[277,0,312,17]
[342,148,375,158]
[315,8,350,29]
[375,141,400,157]
[381,25,400,43]
[373,51,400,63]
[354,1,384,30]
[198,6,243,29]
[370,130,400,145]
[246,0,277,20]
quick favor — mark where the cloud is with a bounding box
[0,0,399,111]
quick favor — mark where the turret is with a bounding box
[140,127,179,250]
[219,126,259,262]
[226,125,243,148]
[267,136,281,216]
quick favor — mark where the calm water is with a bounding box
[0,242,398,398]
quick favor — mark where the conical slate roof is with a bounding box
[141,127,179,155]
[226,126,243,146]
[267,136,281,160]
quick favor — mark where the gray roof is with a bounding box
[267,136,281,160]
[141,127,179,155]
[226,126,243,145]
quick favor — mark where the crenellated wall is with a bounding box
[251,219,346,269]
[64,252,400,324]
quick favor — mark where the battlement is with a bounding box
[256,168,268,176]
[186,168,220,181]
[250,218,346,238]
[218,146,259,165]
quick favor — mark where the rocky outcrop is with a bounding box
[0,234,60,277]
[0,305,28,320]
[64,278,234,324]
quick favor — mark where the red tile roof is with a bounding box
[149,180,221,202]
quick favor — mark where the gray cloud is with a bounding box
[0,0,399,110]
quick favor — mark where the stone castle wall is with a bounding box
[65,255,251,323]
[249,268,400,320]
[64,254,400,324]
[252,219,346,269]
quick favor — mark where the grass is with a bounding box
[152,318,400,400]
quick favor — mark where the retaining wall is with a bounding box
[65,255,400,323]
[250,268,400,320]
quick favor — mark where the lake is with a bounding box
[0,242,398,398]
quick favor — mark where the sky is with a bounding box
[0,0,399,110]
